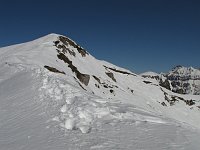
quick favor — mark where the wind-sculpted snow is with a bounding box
[39,70,168,134]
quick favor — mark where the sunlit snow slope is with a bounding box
[0,33,200,150]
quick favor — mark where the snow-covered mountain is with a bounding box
[141,66,200,95]
[1,33,200,150]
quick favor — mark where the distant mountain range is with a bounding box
[141,66,200,95]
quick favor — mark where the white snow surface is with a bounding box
[140,71,160,77]
[0,33,200,150]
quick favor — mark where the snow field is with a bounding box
[1,34,200,149]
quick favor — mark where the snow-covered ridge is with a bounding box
[169,65,200,79]
[140,71,159,77]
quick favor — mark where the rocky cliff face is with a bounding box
[141,66,200,95]
[167,66,200,95]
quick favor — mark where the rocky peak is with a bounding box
[166,66,200,95]
[141,66,200,95]
[168,66,200,80]
[171,65,183,71]
[54,35,89,57]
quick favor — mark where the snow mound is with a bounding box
[39,69,168,133]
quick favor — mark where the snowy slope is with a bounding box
[0,33,200,149]
[140,71,160,77]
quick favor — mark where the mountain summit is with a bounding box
[0,34,200,150]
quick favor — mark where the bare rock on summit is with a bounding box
[58,36,88,57]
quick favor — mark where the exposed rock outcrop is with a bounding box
[44,65,65,75]
[104,66,136,76]
[105,72,116,82]
[57,53,90,86]
[159,79,171,90]
[58,36,88,57]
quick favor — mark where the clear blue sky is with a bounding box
[0,0,199,73]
